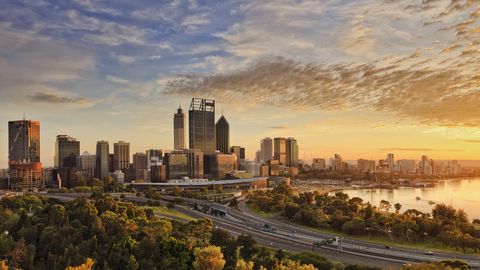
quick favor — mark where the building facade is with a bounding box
[204,153,236,180]
[78,151,96,181]
[260,137,273,162]
[113,141,130,171]
[215,115,229,154]
[286,137,298,167]
[273,137,287,165]
[174,106,185,150]
[164,151,189,180]
[133,152,148,180]
[189,98,216,154]
[184,149,204,179]
[95,140,109,179]
[55,135,80,168]
[8,119,42,190]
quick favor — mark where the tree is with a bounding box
[272,260,317,270]
[379,200,391,212]
[211,228,238,269]
[235,259,254,270]
[236,235,259,261]
[394,203,402,214]
[193,246,226,270]
[66,258,94,270]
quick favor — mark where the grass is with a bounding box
[246,204,480,255]
[246,204,275,219]
[140,206,196,222]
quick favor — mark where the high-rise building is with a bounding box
[273,137,287,165]
[113,141,130,171]
[184,149,204,179]
[215,114,230,154]
[146,149,163,169]
[189,98,216,154]
[78,151,96,180]
[260,137,273,162]
[55,135,80,168]
[230,146,245,170]
[133,152,148,180]
[164,150,189,180]
[8,119,42,191]
[386,153,395,171]
[286,137,298,167]
[95,141,109,179]
[255,150,262,163]
[8,120,40,165]
[174,106,185,150]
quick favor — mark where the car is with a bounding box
[385,245,392,250]
[424,251,434,255]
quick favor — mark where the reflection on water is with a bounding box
[337,178,480,220]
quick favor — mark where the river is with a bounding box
[336,178,480,220]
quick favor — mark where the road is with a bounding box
[38,193,480,269]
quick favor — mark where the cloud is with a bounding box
[27,91,92,105]
[269,126,289,130]
[378,148,463,152]
[165,56,480,127]
[464,140,480,143]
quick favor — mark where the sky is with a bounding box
[0,0,480,167]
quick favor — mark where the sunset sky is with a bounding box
[1,0,480,167]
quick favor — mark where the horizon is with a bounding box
[1,0,480,167]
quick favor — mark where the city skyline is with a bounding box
[1,0,480,167]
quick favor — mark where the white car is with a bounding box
[424,251,434,255]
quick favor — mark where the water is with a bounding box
[336,178,480,220]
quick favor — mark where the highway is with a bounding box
[38,193,480,269]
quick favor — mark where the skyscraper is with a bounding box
[174,106,185,150]
[8,119,41,190]
[189,98,216,154]
[273,137,287,165]
[133,152,148,180]
[55,135,80,168]
[260,137,273,162]
[8,120,40,165]
[96,141,109,179]
[78,151,96,180]
[215,114,229,154]
[184,149,204,179]
[113,141,130,171]
[286,137,298,167]
[386,153,395,170]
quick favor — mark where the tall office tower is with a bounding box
[95,141,109,179]
[174,106,185,150]
[260,137,273,162]
[184,149,204,179]
[255,150,262,163]
[386,153,395,170]
[146,149,163,169]
[55,135,80,168]
[78,151,96,180]
[8,119,42,190]
[133,152,148,180]
[189,98,216,154]
[113,141,130,171]
[286,137,299,167]
[273,137,287,165]
[215,114,230,154]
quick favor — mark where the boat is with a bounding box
[416,196,421,201]
[428,200,436,205]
